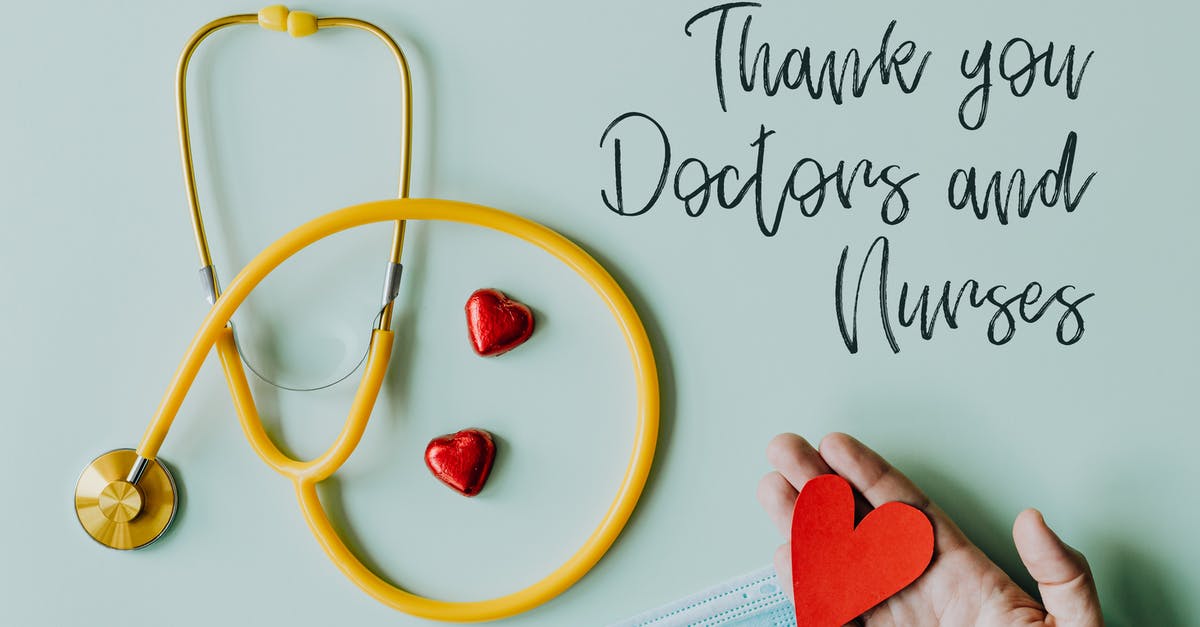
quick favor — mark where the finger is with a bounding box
[758,471,799,536]
[766,433,834,491]
[818,432,970,553]
[1013,509,1103,627]
[817,433,928,507]
[773,543,793,602]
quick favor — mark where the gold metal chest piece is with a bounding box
[75,449,176,550]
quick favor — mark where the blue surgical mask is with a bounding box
[611,566,796,626]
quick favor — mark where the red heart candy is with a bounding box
[791,475,934,627]
[424,429,496,497]
[465,288,534,356]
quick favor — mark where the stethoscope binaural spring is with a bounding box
[74,6,659,623]
[182,6,414,392]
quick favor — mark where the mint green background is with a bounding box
[1,1,1194,625]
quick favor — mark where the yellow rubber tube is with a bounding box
[215,327,395,481]
[134,198,659,622]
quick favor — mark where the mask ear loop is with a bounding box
[176,6,414,391]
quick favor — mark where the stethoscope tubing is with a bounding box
[136,198,660,621]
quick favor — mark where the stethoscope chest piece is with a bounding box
[75,449,177,550]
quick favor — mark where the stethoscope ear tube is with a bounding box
[84,198,658,622]
[177,8,415,391]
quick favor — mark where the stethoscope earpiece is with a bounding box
[74,449,177,551]
[256,5,317,38]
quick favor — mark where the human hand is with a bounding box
[757,433,1103,626]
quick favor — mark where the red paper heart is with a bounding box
[465,289,535,357]
[791,475,934,627]
[424,429,496,497]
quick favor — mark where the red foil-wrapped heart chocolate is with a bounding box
[465,288,534,356]
[424,429,496,497]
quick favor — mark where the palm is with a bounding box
[862,543,1043,626]
[757,433,1103,627]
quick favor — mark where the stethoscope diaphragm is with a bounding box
[75,449,177,550]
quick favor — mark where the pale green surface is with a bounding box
[0,1,1195,625]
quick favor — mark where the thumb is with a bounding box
[1012,508,1104,627]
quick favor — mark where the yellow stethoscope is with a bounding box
[73,7,659,622]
